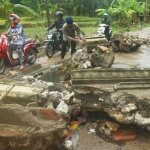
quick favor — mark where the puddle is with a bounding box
[113,45,150,68]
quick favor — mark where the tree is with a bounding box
[0,0,38,28]
[45,0,50,26]
[95,0,146,27]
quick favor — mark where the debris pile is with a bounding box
[40,45,115,83]
[90,45,115,68]
[0,79,82,150]
[111,32,142,52]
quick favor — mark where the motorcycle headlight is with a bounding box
[47,35,52,39]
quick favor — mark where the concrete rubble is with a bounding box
[0,35,150,149]
[0,78,81,149]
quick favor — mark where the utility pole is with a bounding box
[45,0,51,26]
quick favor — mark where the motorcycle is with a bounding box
[44,30,70,58]
[0,33,38,74]
[97,23,112,41]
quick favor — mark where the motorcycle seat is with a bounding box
[25,38,33,44]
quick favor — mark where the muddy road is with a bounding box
[36,27,150,69]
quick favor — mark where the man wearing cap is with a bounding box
[61,16,86,59]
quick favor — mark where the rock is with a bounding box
[0,104,67,149]
[105,121,120,131]
[111,32,141,52]
[90,46,115,68]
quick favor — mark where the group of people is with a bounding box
[47,11,86,59]
[3,11,145,70]
[4,11,87,70]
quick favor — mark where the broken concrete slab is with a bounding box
[0,104,67,149]
[0,82,44,105]
[71,68,150,99]
[73,85,150,126]
[72,68,150,85]
[78,37,109,52]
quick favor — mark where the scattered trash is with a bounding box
[63,140,73,150]
[9,70,19,75]
[87,128,95,134]
[68,123,79,131]
[22,75,34,81]
[50,64,57,69]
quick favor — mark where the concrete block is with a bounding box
[0,83,44,105]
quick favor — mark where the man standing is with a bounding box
[138,13,144,30]
[61,16,86,59]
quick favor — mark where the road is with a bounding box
[36,27,150,69]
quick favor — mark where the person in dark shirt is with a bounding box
[47,11,65,40]
[101,13,111,41]
[138,13,144,30]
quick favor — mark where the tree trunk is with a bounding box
[45,0,51,26]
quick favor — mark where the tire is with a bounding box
[27,49,37,64]
[0,58,6,74]
[46,44,54,58]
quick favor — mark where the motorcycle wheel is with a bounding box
[46,44,54,58]
[28,49,37,64]
[0,58,6,74]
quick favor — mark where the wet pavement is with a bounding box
[112,45,150,68]
[36,50,71,68]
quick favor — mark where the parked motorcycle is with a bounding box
[44,30,70,58]
[0,33,38,74]
[97,23,112,41]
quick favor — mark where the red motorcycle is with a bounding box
[0,33,38,74]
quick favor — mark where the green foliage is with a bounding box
[14,4,39,16]
[0,0,14,18]
[95,0,146,27]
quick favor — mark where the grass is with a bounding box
[24,27,47,40]
[0,16,150,41]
